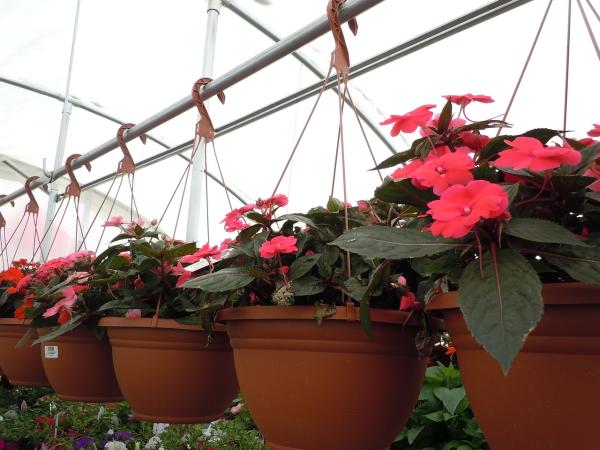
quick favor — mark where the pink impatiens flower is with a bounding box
[125,309,142,318]
[427,180,510,238]
[443,94,494,106]
[221,204,254,232]
[494,137,582,172]
[380,104,436,136]
[255,194,288,210]
[172,263,193,287]
[258,236,298,259]
[419,116,467,137]
[179,243,224,264]
[42,285,86,323]
[400,291,417,311]
[585,165,600,191]
[588,124,600,137]
[412,152,475,195]
[103,216,125,227]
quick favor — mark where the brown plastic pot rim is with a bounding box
[217,305,443,328]
[98,317,226,333]
[427,282,600,311]
[0,318,31,326]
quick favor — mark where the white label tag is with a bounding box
[44,346,58,359]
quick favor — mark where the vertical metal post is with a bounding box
[186,0,222,243]
[41,0,83,260]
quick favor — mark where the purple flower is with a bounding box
[75,435,96,449]
[114,431,132,441]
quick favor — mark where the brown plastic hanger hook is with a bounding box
[192,77,226,141]
[327,0,358,81]
[64,154,92,198]
[117,123,147,174]
[24,176,46,215]
[0,195,14,229]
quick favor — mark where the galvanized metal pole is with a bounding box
[186,0,222,243]
[41,0,82,260]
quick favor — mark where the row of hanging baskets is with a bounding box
[2,1,600,449]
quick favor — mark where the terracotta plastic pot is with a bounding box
[428,283,600,450]
[0,319,49,387]
[37,326,123,402]
[218,305,434,450]
[99,317,239,424]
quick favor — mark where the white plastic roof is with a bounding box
[1,0,600,259]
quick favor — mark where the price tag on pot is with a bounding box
[44,346,58,359]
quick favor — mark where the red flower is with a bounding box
[399,291,417,311]
[460,131,490,151]
[443,93,494,106]
[420,116,466,137]
[258,236,298,259]
[411,152,475,195]
[391,159,425,183]
[14,298,33,319]
[172,263,193,287]
[380,104,436,136]
[221,205,254,232]
[585,165,600,191]
[0,268,25,285]
[179,243,224,264]
[579,137,599,147]
[446,345,457,360]
[588,124,600,137]
[357,200,369,212]
[279,266,289,275]
[255,194,288,210]
[427,180,510,238]
[495,137,581,172]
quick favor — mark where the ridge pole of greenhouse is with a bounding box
[186,0,222,243]
[41,0,83,261]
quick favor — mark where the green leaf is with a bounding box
[505,218,589,247]
[236,224,263,244]
[33,317,83,345]
[330,226,464,259]
[289,254,321,280]
[108,255,130,270]
[314,301,336,325]
[358,261,389,337]
[437,99,453,133]
[406,426,424,445]
[459,249,543,374]
[164,242,197,259]
[550,175,596,192]
[276,214,318,229]
[326,197,345,213]
[423,410,445,422]
[183,268,254,292]
[374,178,435,207]
[433,387,466,414]
[543,244,600,284]
[245,211,272,226]
[371,147,416,171]
[502,183,519,204]
[291,276,326,296]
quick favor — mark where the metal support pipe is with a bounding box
[41,0,82,261]
[0,0,385,207]
[222,0,399,153]
[52,0,534,202]
[0,75,172,150]
[186,0,221,242]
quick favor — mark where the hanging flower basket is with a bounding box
[36,326,122,402]
[428,283,600,450]
[218,306,436,450]
[99,317,238,424]
[0,319,49,387]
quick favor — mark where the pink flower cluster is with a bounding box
[259,236,298,259]
[221,194,288,232]
[26,251,94,286]
[494,137,581,172]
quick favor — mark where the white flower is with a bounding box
[97,406,106,420]
[145,436,162,449]
[105,442,127,450]
[152,423,169,435]
[20,401,28,411]
[4,410,18,419]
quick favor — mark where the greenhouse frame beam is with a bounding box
[0,75,172,150]
[0,0,533,207]
[76,0,535,186]
[0,75,252,205]
[0,0,386,207]
[222,0,398,154]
